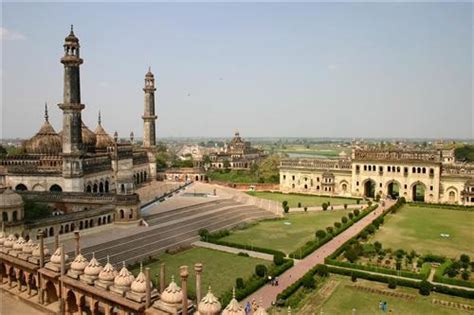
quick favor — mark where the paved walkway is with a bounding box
[192,241,275,261]
[243,200,395,308]
[289,204,364,213]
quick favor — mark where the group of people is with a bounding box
[268,275,279,286]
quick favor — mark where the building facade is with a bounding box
[280,148,474,205]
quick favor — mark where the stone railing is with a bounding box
[280,158,352,171]
[353,149,442,162]
[442,164,474,176]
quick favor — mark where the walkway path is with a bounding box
[289,204,364,213]
[243,200,395,308]
[192,241,275,261]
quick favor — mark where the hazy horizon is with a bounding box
[2,2,473,140]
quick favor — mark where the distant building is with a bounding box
[280,148,474,205]
[200,131,266,170]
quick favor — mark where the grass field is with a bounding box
[133,247,270,299]
[371,204,474,258]
[291,276,473,315]
[220,210,352,254]
[247,191,361,208]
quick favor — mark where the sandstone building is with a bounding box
[280,148,474,205]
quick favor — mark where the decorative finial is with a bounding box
[98,110,101,125]
[106,255,110,263]
[113,131,118,142]
[92,252,95,259]
[70,24,74,34]
[171,275,175,282]
[232,287,236,299]
[208,285,212,293]
[44,102,49,122]
[130,131,134,143]
[148,66,151,72]
[140,262,143,272]
[122,261,126,269]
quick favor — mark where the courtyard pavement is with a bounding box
[243,200,395,309]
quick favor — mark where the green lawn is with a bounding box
[371,204,474,258]
[208,170,261,183]
[294,276,473,315]
[133,247,270,299]
[220,210,353,254]
[247,191,361,208]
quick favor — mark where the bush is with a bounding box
[348,212,354,220]
[315,230,327,239]
[344,248,359,263]
[237,252,249,257]
[359,231,369,240]
[354,209,360,216]
[388,278,397,289]
[368,201,373,207]
[374,241,382,253]
[461,271,470,281]
[304,207,308,212]
[351,274,357,282]
[344,203,348,209]
[255,264,268,277]
[273,253,285,266]
[316,264,329,277]
[282,200,288,208]
[298,202,302,208]
[446,267,458,278]
[341,216,348,224]
[236,277,245,289]
[419,280,432,296]
[366,224,376,234]
[326,226,334,234]
[460,254,470,264]
[334,222,342,229]
[302,274,316,289]
[198,228,209,239]
[284,205,290,213]
[322,203,329,211]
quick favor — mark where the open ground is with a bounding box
[370,204,474,258]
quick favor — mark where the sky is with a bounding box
[1,2,473,139]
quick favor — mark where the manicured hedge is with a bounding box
[326,259,431,280]
[220,258,294,306]
[432,284,474,299]
[277,264,321,301]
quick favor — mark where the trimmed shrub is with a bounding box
[461,271,470,281]
[282,200,288,208]
[359,230,369,240]
[326,226,334,234]
[344,203,348,209]
[302,274,316,289]
[315,230,327,239]
[348,212,354,220]
[237,252,249,257]
[334,222,342,229]
[255,264,268,277]
[273,253,285,266]
[388,278,397,289]
[322,203,329,211]
[419,280,432,296]
[304,207,308,212]
[354,209,360,216]
[298,202,302,208]
[351,274,357,282]
[284,205,290,213]
[341,216,348,224]
[316,264,329,277]
[236,277,245,289]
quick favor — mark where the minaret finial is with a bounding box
[148,66,151,72]
[98,110,101,125]
[44,102,49,122]
[106,255,110,264]
[70,24,74,34]
[140,262,143,272]
[232,287,236,299]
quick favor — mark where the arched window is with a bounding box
[422,167,426,174]
[49,227,54,237]
[93,184,98,193]
[105,181,109,193]
[79,221,83,230]
[120,209,125,219]
[99,182,104,193]
[2,212,8,222]
[86,185,92,193]
[12,211,18,222]
[49,184,62,192]
[107,215,112,223]
[15,184,27,191]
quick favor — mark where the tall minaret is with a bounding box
[58,25,84,192]
[142,68,157,148]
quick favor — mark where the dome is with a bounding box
[98,256,117,282]
[84,253,103,276]
[50,247,69,264]
[32,244,50,257]
[94,124,114,150]
[71,253,89,272]
[23,105,62,155]
[22,239,35,253]
[131,264,149,294]
[12,236,26,250]
[0,231,6,245]
[114,262,134,287]
[198,287,222,315]
[0,189,24,208]
[4,234,17,248]
[254,306,268,315]
[145,68,154,78]
[223,288,244,315]
[81,121,97,150]
[160,276,183,304]
[65,26,79,43]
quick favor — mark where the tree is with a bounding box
[446,267,458,278]
[460,254,470,264]
[316,264,329,277]
[282,201,288,208]
[419,280,432,296]
[304,207,308,212]
[374,241,382,253]
[0,145,7,158]
[344,248,359,263]
[283,205,289,214]
[322,203,329,211]
[461,271,470,281]
[223,159,231,170]
[359,231,369,240]
[388,278,397,289]
[366,224,376,234]
[354,209,360,216]
[24,200,51,221]
[368,201,373,207]
[156,154,168,170]
[255,264,267,277]
[341,216,348,224]
[344,203,348,210]
[348,212,354,220]
[202,155,211,165]
[236,277,245,289]
[256,155,280,183]
[273,253,285,266]
[315,230,326,239]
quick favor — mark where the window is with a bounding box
[292,175,295,181]
[304,184,308,189]
[397,167,400,173]
[379,166,383,172]
[404,167,408,173]
[356,165,360,171]
[283,175,286,180]
[379,183,382,188]
[388,166,391,172]
[364,165,367,171]
[430,168,434,176]
[430,186,433,191]
[356,181,359,186]
[317,186,320,190]
[412,167,416,173]
[422,168,426,174]
[404,184,407,189]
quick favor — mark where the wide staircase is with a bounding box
[73,198,275,266]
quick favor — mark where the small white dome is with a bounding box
[198,287,222,315]
[160,276,183,304]
[131,265,148,294]
[254,306,268,315]
[12,236,26,250]
[32,244,50,257]
[4,234,17,248]
[223,288,244,315]
[71,253,89,271]
[84,253,103,276]
[22,239,35,253]
[50,247,69,264]
[98,257,116,282]
[114,262,134,287]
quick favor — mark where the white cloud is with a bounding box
[0,27,26,41]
